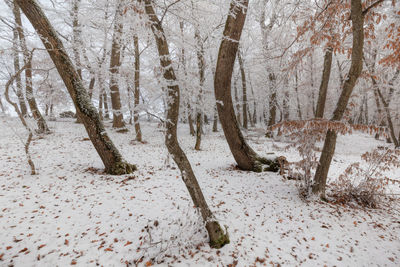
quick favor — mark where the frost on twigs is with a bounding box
[270,119,388,198]
[132,206,207,266]
[329,147,400,208]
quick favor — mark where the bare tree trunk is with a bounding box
[194,28,204,150]
[109,0,126,130]
[188,104,195,136]
[315,47,333,118]
[212,105,218,132]
[373,79,399,147]
[234,77,241,126]
[248,71,257,125]
[0,97,6,113]
[133,35,143,142]
[214,0,281,172]
[4,57,35,174]
[103,91,110,119]
[237,49,248,129]
[294,69,302,120]
[310,54,317,117]
[267,73,277,126]
[11,2,27,117]
[16,0,135,175]
[142,0,229,248]
[178,21,195,136]
[313,0,364,196]
[14,1,49,134]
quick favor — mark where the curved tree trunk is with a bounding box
[315,46,333,118]
[142,0,229,248]
[109,0,126,130]
[14,1,49,134]
[312,0,364,196]
[214,0,280,172]
[16,0,135,175]
[11,2,28,117]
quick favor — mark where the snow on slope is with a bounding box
[0,117,399,266]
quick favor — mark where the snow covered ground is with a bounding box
[0,116,399,266]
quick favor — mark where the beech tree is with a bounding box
[214,0,281,172]
[139,0,229,248]
[15,0,135,175]
[312,0,365,196]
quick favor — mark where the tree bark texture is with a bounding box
[313,0,364,196]
[238,49,248,129]
[194,28,204,150]
[16,0,135,175]
[142,0,229,248]
[133,35,143,142]
[315,47,333,118]
[214,0,281,172]
[11,2,28,117]
[109,0,126,130]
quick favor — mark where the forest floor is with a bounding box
[0,116,399,266]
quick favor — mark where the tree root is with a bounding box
[107,161,137,175]
[206,221,230,249]
[254,156,287,173]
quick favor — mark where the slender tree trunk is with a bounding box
[14,1,49,134]
[248,71,257,125]
[4,61,36,174]
[374,79,399,147]
[214,0,281,172]
[310,54,317,117]
[88,77,95,99]
[178,21,195,136]
[212,105,218,132]
[11,2,27,117]
[194,29,205,151]
[313,0,364,196]
[142,0,229,248]
[109,0,126,130]
[103,91,110,119]
[234,77,241,126]
[237,50,248,129]
[133,35,143,142]
[0,96,5,113]
[99,89,104,120]
[315,47,333,118]
[188,104,195,136]
[16,0,135,175]
[295,69,302,120]
[267,74,277,126]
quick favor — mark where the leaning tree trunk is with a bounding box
[312,0,364,196]
[315,46,333,118]
[214,0,281,172]
[133,35,143,142]
[109,0,126,130]
[142,0,229,248]
[14,1,49,134]
[16,0,135,175]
